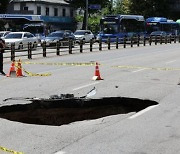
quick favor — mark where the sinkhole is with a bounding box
[0,97,158,126]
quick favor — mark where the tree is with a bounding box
[114,0,131,14]
[0,0,10,13]
[65,0,110,30]
[129,0,170,18]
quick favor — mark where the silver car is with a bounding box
[4,32,38,49]
[0,31,11,39]
[74,30,95,43]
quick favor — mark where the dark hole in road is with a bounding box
[0,97,158,126]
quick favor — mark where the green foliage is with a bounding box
[114,0,131,14]
[88,15,101,33]
[129,0,170,18]
[75,15,83,22]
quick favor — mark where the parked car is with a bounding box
[41,30,75,47]
[0,31,11,39]
[150,31,167,37]
[4,32,38,49]
[150,31,169,42]
[74,30,95,43]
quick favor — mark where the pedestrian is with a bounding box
[0,38,6,75]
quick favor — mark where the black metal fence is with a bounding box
[4,35,180,61]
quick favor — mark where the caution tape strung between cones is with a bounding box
[22,68,51,76]
[112,65,180,71]
[13,60,52,77]
[22,61,97,66]
[23,61,180,71]
[0,145,24,154]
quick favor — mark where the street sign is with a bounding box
[89,4,101,10]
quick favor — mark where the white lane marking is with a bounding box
[73,82,100,91]
[166,60,176,64]
[132,68,146,73]
[128,105,158,119]
[54,151,66,154]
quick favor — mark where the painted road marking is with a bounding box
[73,82,101,91]
[166,60,176,64]
[54,151,66,154]
[128,105,158,119]
[132,68,146,73]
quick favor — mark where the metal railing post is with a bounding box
[69,39,72,54]
[108,37,110,50]
[80,40,83,53]
[165,35,167,44]
[137,35,140,47]
[116,37,119,49]
[131,37,133,47]
[143,36,146,46]
[99,38,102,51]
[42,41,46,57]
[149,36,152,46]
[56,40,60,55]
[123,36,126,48]
[155,36,157,45]
[28,42,32,59]
[10,43,15,61]
[169,35,172,44]
[160,35,162,44]
[90,39,93,52]
[174,35,176,43]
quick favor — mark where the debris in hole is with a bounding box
[3,87,97,102]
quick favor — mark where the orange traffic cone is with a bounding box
[92,62,103,80]
[6,61,16,77]
[16,59,24,77]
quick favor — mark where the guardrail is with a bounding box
[4,35,180,61]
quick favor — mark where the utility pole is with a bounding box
[85,0,88,30]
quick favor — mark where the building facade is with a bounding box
[0,0,76,32]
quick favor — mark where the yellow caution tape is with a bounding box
[23,68,51,76]
[112,65,180,71]
[22,62,97,66]
[0,146,24,154]
[11,60,52,76]
[13,60,52,77]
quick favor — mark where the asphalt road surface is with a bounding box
[0,43,180,154]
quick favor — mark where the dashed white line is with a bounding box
[128,105,158,119]
[132,68,146,73]
[166,60,176,64]
[73,81,101,91]
[54,151,66,154]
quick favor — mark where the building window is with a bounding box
[46,7,49,16]
[70,9,74,17]
[62,8,66,17]
[54,8,58,16]
[23,6,28,11]
[37,6,41,15]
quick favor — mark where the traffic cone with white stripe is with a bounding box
[92,62,103,80]
[6,61,16,77]
[16,59,24,77]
